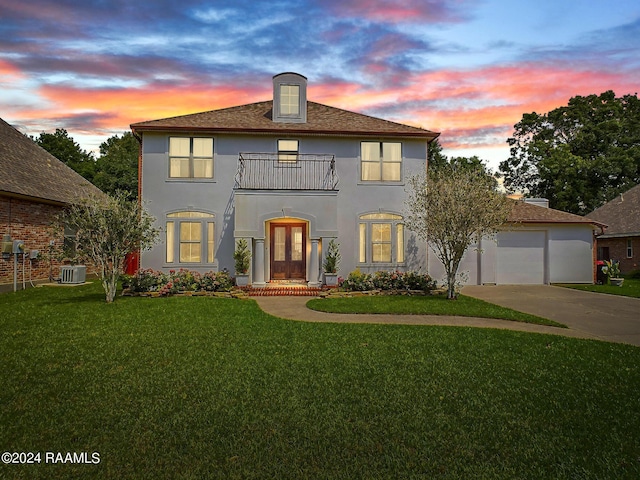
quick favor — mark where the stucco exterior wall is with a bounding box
[427,224,596,286]
[140,132,429,280]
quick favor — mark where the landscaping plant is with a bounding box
[405,168,511,299]
[55,192,158,303]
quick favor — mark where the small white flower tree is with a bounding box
[405,168,512,299]
[58,192,158,303]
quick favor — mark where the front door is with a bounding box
[270,223,306,280]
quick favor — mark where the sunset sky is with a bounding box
[1,0,639,171]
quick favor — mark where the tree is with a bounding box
[427,138,448,172]
[93,132,140,200]
[405,168,512,299]
[499,91,640,215]
[59,192,158,303]
[34,128,96,182]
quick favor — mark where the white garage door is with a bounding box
[497,231,545,284]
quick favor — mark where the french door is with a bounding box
[270,223,306,280]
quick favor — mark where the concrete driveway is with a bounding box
[461,285,640,346]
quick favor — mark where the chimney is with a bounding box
[524,198,549,208]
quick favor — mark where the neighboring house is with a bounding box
[586,184,640,274]
[428,198,605,285]
[0,117,102,291]
[131,72,439,286]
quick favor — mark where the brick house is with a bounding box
[0,117,103,291]
[586,184,640,274]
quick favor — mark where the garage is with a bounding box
[427,199,603,286]
[496,231,545,284]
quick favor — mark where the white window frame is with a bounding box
[360,141,402,182]
[278,139,299,162]
[357,212,405,265]
[165,211,216,265]
[168,137,214,179]
[627,239,633,258]
[280,85,300,116]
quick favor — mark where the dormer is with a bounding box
[272,72,307,123]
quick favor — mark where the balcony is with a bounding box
[235,153,338,191]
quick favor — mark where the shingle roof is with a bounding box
[508,199,604,227]
[585,184,640,237]
[0,117,103,205]
[131,100,439,139]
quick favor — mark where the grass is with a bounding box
[1,282,639,479]
[307,294,565,327]
[556,277,640,298]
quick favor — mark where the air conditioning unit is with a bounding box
[60,265,87,284]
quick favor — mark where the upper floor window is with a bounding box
[166,211,215,264]
[361,142,402,182]
[169,137,213,179]
[278,139,299,162]
[358,212,404,264]
[280,85,300,116]
[272,73,307,123]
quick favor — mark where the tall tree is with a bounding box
[34,128,95,181]
[93,132,139,200]
[405,168,511,299]
[427,138,448,172]
[499,91,640,215]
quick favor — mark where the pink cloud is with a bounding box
[8,61,640,158]
[311,63,640,151]
[0,59,23,78]
[324,0,477,23]
[25,83,268,130]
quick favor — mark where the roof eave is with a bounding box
[131,124,439,140]
[1,190,68,207]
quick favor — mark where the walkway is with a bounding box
[253,286,640,346]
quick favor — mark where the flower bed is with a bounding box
[338,269,436,293]
[122,268,234,296]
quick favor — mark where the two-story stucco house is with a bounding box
[131,73,439,286]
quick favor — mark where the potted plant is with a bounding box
[603,259,624,286]
[323,239,341,286]
[233,238,251,286]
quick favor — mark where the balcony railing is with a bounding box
[235,153,339,191]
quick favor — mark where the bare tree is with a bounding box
[405,168,511,299]
[59,192,158,303]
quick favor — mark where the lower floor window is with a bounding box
[358,213,404,264]
[166,211,215,264]
[628,239,633,258]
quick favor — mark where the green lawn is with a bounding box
[307,294,565,327]
[1,282,639,479]
[556,277,640,298]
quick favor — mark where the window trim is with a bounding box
[627,239,633,258]
[277,139,299,162]
[279,84,301,117]
[360,141,403,183]
[168,137,214,180]
[165,210,216,266]
[357,212,405,266]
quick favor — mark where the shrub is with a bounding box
[126,268,233,295]
[340,269,375,291]
[234,239,251,274]
[127,268,169,292]
[340,269,435,293]
[323,239,341,273]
